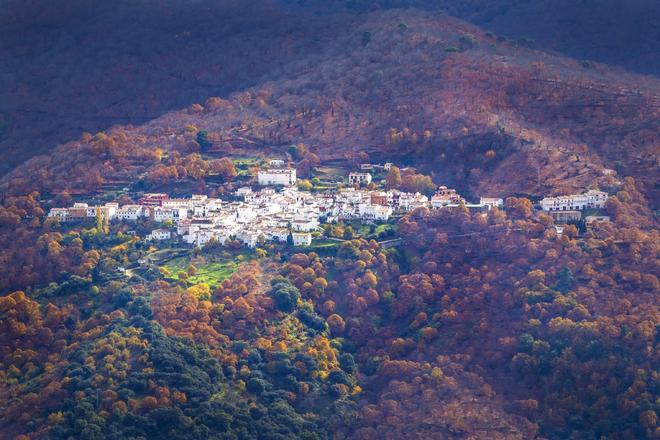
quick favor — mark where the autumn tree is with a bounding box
[385,166,402,189]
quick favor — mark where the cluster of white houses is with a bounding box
[47,185,426,247]
[540,189,608,212]
[47,165,609,248]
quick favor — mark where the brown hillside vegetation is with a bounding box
[2,9,658,204]
[293,0,660,76]
[0,6,658,440]
[0,0,352,174]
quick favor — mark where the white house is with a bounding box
[235,187,252,199]
[85,204,118,221]
[146,229,171,241]
[237,231,261,248]
[258,168,296,186]
[479,197,504,210]
[549,210,582,222]
[162,198,192,209]
[338,188,370,204]
[193,204,210,217]
[541,190,608,211]
[585,215,611,229]
[191,194,208,202]
[267,228,290,242]
[584,190,609,208]
[292,232,312,246]
[177,219,194,236]
[154,207,187,222]
[139,193,168,206]
[431,186,461,208]
[48,207,69,220]
[114,205,146,221]
[348,172,372,186]
[358,204,392,221]
[291,218,319,232]
[395,192,428,211]
[235,204,256,222]
[184,229,215,246]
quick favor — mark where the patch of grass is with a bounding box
[373,223,391,236]
[160,255,246,287]
[314,166,348,182]
[231,156,262,176]
[312,184,334,192]
[309,239,341,251]
[582,208,606,217]
[342,220,397,240]
[232,156,261,166]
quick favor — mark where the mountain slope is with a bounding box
[6,9,657,205]
[0,8,658,440]
[291,0,660,76]
[0,0,349,174]
[2,1,658,177]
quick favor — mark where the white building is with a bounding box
[348,172,372,186]
[292,232,312,246]
[235,204,256,222]
[235,187,252,199]
[258,168,296,186]
[541,190,608,211]
[479,197,504,210]
[267,228,290,242]
[177,219,193,236]
[237,231,261,248]
[162,198,191,209]
[585,215,611,229]
[154,207,187,222]
[114,205,147,221]
[291,218,319,232]
[358,204,392,221]
[184,229,215,246]
[338,187,370,204]
[394,191,428,211]
[146,229,171,241]
[431,186,461,208]
[48,207,69,220]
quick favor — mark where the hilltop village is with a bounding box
[47,160,610,248]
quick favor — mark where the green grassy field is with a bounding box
[314,166,348,182]
[160,255,246,287]
[309,239,341,251]
[373,223,393,236]
[343,220,396,240]
[231,156,262,176]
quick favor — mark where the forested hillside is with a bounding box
[292,0,660,76]
[0,0,349,174]
[1,0,658,176]
[0,175,657,439]
[0,4,658,440]
[3,9,659,204]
